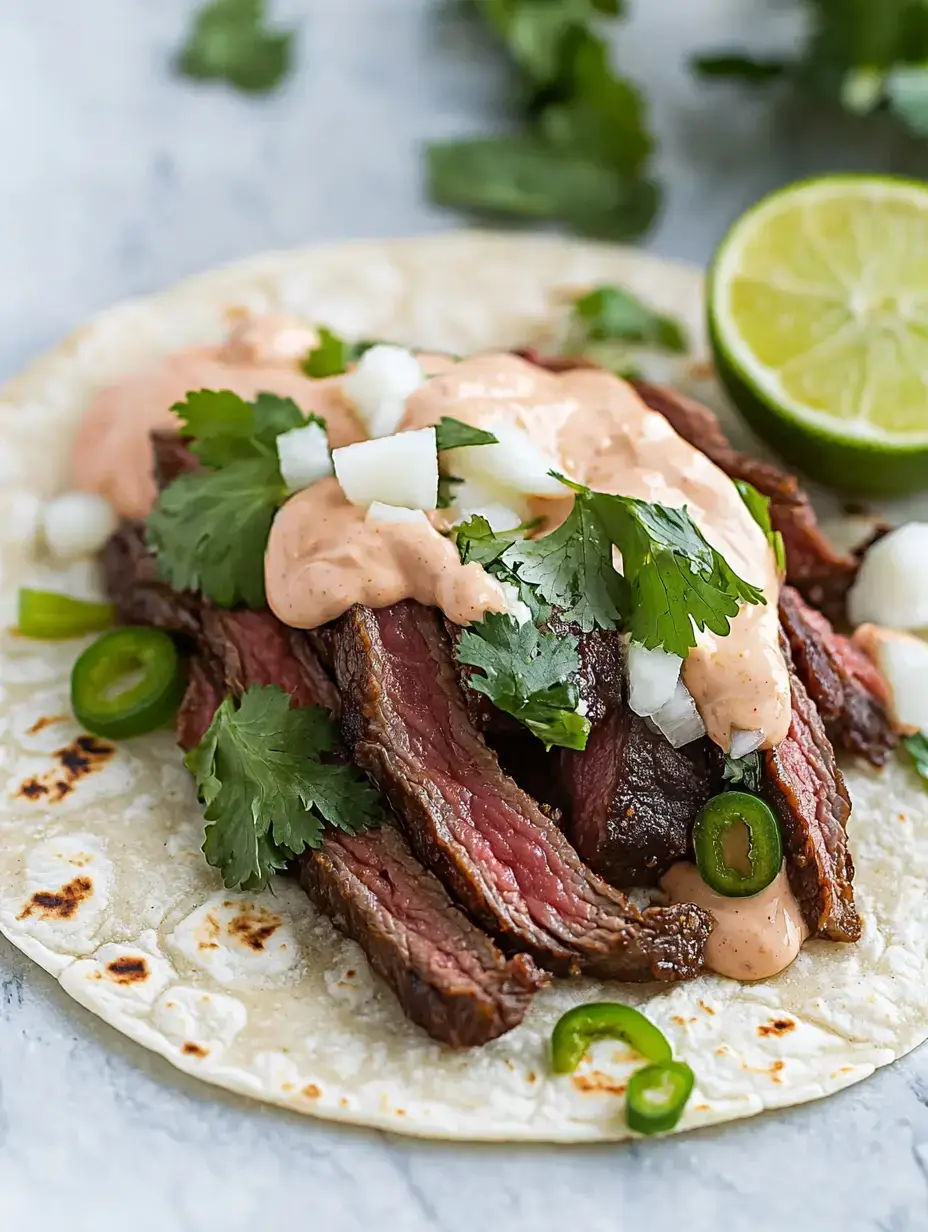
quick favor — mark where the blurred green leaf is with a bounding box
[177,0,294,94]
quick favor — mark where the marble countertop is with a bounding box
[2,2,927,1229]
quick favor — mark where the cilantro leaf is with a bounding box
[150,389,321,608]
[590,488,766,656]
[503,495,627,632]
[176,0,294,94]
[147,458,284,608]
[434,418,499,451]
[188,685,383,890]
[301,327,350,378]
[456,612,590,750]
[456,515,522,570]
[437,475,464,510]
[735,479,786,574]
[904,732,928,785]
[692,54,789,83]
[300,330,385,378]
[723,751,763,793]
[571,284,688,353]
[172,389,309,467]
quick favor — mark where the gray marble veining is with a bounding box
[1,2,927,1229]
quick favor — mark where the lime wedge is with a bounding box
[708,175,928,495]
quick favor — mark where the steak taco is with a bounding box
[1,233,926,1142]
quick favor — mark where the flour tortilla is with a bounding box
[1,232,926,1143]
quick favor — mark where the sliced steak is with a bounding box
[332,600,712,982]
[561,705,721,889]
[779,585,897,767]
[630,382,858,620]
[298,826,540,1048]
[101,520,202,636]
[762,639,861,942]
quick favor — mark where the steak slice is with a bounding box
[332,600,712,982]
[101,520,202,636]
[630,382,858,620]
[298,826,540,1048]
[561,703,721,889]
[762,639,861,942]
[102,523,540,1048]
[779,585,897,767]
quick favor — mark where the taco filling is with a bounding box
[49,306,906,1062]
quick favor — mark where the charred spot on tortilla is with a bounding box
[226,905,282,952]
[16,736,115,803]
[758,1018,796,1037]
[182,1042,209,1058]
[18,876,94,920]
[105,956,150,984]
[25,714,70,736]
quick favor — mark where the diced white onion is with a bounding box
[451,479,528,533]
[854,624,928,733]
[41,491,118,560]
[848,523,928,630]
[626,642,683,717]
[365,502,430,526]
[333,428,438,510]
[444,422,567,499]
[342,345,423,438]
[276,421,332,492]
[498,580,532,626]
[647,681,707,748]
[729,727,765,759]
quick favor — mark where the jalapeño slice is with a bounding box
[693,790,782,897]
[71,628,185,740]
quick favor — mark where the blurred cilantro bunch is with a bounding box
[425,1,660,241]
[696,0,928,136]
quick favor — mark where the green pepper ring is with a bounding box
[71,627,186,740]
[626,1060,695,1135]
[550,1002,672,1075]
[692,790,783,898]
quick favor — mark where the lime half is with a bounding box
[709,176,928,495]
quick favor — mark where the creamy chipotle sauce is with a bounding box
[661,861,807,980]
[265,477,508,628]
[402,354,790,749]
[73,316,364,519]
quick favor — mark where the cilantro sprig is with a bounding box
[187,685,383,890]
[176,0,294,94]
[694,3,928,138]
[735,479,786,575]
[147,389,321,608]
[457,613,590,751]
[426,2,659,240]
[723,750,763,794]
[904,732,928,785]
[301,329,383,379]
[456,476,765,655]
[567,285,689,375]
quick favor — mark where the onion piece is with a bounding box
[276,421,332,492]
[729,727,765,759]
[342,345,423,438]
[366,502,430,526]
[848,523,928,630]
[497,580,532,626]
[333,428,438,510]
[853,624,928,733]
[443,422,567,499]
[647,681,707,748]
[452,478,528,533]
[41,491,118,560]
[627,642,683,717]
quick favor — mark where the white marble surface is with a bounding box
[2,2,928,1229]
